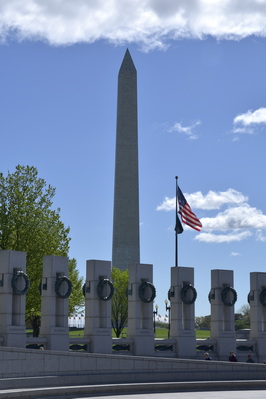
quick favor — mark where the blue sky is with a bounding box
[1,1,266,317]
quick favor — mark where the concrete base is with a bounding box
[1,346,266,385]
[0,326,26,348]
[252,335,266,362]
[214,335,237,361]
[41,327,69,352]
[176,335,197,359]
[90,330,112,354]
[132,334,155,356]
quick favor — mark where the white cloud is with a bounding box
[256,230,266,242]
[195,231,252,243]
[233,107,266,134]
[201,204,266,231]
[169,121,201,140]
[157,196,175,212]
[157,188,266,243]
[234,108,266,125]
[186,189,247,210]
[157,188,247,211]
[197,203,266,243]
[1,1,266,48]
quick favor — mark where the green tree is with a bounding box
[195,315,211,330]
[235,304,250,330]
[68,258,84,315]
[111,267,128,338]
[0,165,84,334]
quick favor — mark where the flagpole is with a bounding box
[175,176,178,267]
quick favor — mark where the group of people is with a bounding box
[204,351,255,363]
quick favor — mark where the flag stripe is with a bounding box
[177,186,202,232]
[181,205,201,225]
[179,211,202,231]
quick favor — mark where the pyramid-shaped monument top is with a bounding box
[119,49,136,74]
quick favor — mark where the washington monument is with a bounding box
[112,49,140,271]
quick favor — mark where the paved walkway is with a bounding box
[1,381,266,398]
[68,392,266,399]
[73,392,266,399]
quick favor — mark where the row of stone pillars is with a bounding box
[0,250,155,355]
[0,250,70,350]
[169,267,266,361]
[1,249,266,361]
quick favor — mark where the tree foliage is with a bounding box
[0,165,84,332]
[111,267,128,337]
[68,258,84,315]
[195,315,211,330]
[195,304,251,332]
[235,304,250,330]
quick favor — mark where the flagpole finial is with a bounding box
[175,176,178,180]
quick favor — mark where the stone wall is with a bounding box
[0,345,266,387]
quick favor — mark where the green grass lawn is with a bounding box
[68,328,211,339]
[154,329,210,339]
[195,330,211,339]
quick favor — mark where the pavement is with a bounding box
[1,380,266,398]
[69,392,266,399]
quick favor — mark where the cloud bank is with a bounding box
[1,0,266,49]
[233,107,266,135]
[157,188,266,243]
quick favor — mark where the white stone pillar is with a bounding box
[0,250,28,347]
[210,269,236,360]
[169,266,196,358]
[127,263,155,356]
[249,272,266,362]
[84,260,112,354]
[39,255,70,351]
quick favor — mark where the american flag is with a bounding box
[177,186,202,231]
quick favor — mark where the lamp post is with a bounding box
[165,299,171,338]
[153,304,158,334]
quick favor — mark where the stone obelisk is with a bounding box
[112,49,140,271]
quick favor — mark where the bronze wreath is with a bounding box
[168,288,174,301]
[221,286,237,306]
[247,290,254,305]
[82,283,86,297]
[38,279,48,294]
[259,288,266,307]
[55,276,72,299]
[138,281,156,303]
[208,289,215,304]
[180,284,197,305]
[11,270,30,295]
[97,279,114,301]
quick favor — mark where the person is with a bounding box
[246,354,254,363]
[228,351,238,362]
[204,352,212,360]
